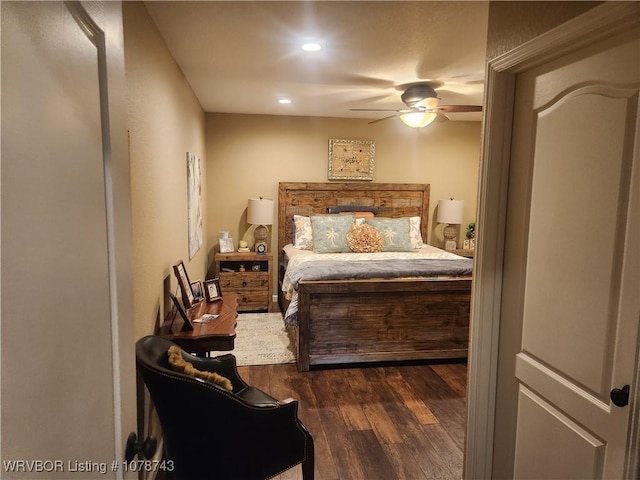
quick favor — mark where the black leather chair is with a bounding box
[136,335,314,480]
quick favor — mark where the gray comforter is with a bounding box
[285,257,473,289]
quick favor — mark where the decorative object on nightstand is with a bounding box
[219,238,234,253]
[219,230,234,253]
[464,222,476,250]
[247,197,274,254]
[437,198,464,252]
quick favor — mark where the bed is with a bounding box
[277,182,472,371]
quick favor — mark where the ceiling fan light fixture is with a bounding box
[400,112,437,128]
[400,83,438,107]
[301,42,321,52]
[415,96,440,109]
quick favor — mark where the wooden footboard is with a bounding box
[294,277,471,371]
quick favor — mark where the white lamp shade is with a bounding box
[437,199,464,224]
[247,198,274,225]
[400,112,437,128]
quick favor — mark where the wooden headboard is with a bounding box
[277,182,430,252]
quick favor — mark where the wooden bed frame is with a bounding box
[277,182,471,371]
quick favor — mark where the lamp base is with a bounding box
[444,239,457,251]
[443,224,458,251]
[253,225,268,254]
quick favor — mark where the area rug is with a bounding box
[210,312,296,366]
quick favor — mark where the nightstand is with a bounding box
[452,248,475,258]
[214,252,273,312]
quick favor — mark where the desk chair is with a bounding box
[136,335,314,479]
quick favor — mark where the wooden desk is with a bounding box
[156,293,238,356]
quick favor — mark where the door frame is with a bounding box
[465,3,640,478]
[66,1,137,469]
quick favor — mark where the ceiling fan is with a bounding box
[351,82,483,127]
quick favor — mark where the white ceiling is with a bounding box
[145,1,489,123]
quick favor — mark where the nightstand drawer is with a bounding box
[236,291,270,311]
[219,272,269,291]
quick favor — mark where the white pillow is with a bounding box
[410,216,425,248]
[293,215,313,250]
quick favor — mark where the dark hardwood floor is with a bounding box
[237,361,467,480]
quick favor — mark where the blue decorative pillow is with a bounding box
[310,214,355,253]
[365,217,413,252]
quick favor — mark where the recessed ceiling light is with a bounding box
[301,42,321,52]
[278,99,292,104]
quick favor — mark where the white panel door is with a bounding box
[1,2,135,478]
[496,17,639,480]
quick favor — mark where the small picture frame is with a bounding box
[190,280,204,302]
[219,237,234,253]
[168,292,193,332]
[205,278,222,302]
[173,260,195,308]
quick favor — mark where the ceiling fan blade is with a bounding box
[368,114,399,124]
[351,108,409,113]
[437,104,483,113]
[351,83,483,121]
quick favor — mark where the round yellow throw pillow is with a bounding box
[347,224,384,253]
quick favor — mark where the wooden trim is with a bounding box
[464,61,515,480]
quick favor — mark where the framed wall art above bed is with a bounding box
[327,139,375,181]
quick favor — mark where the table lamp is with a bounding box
[437,199,464,251]
[247,197,274,254]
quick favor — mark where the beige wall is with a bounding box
[486,1,600,59]
[205,112,481,274]
[124,2,207,339]
[124,2,482,336]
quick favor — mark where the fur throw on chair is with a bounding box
[167,346,233,391]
